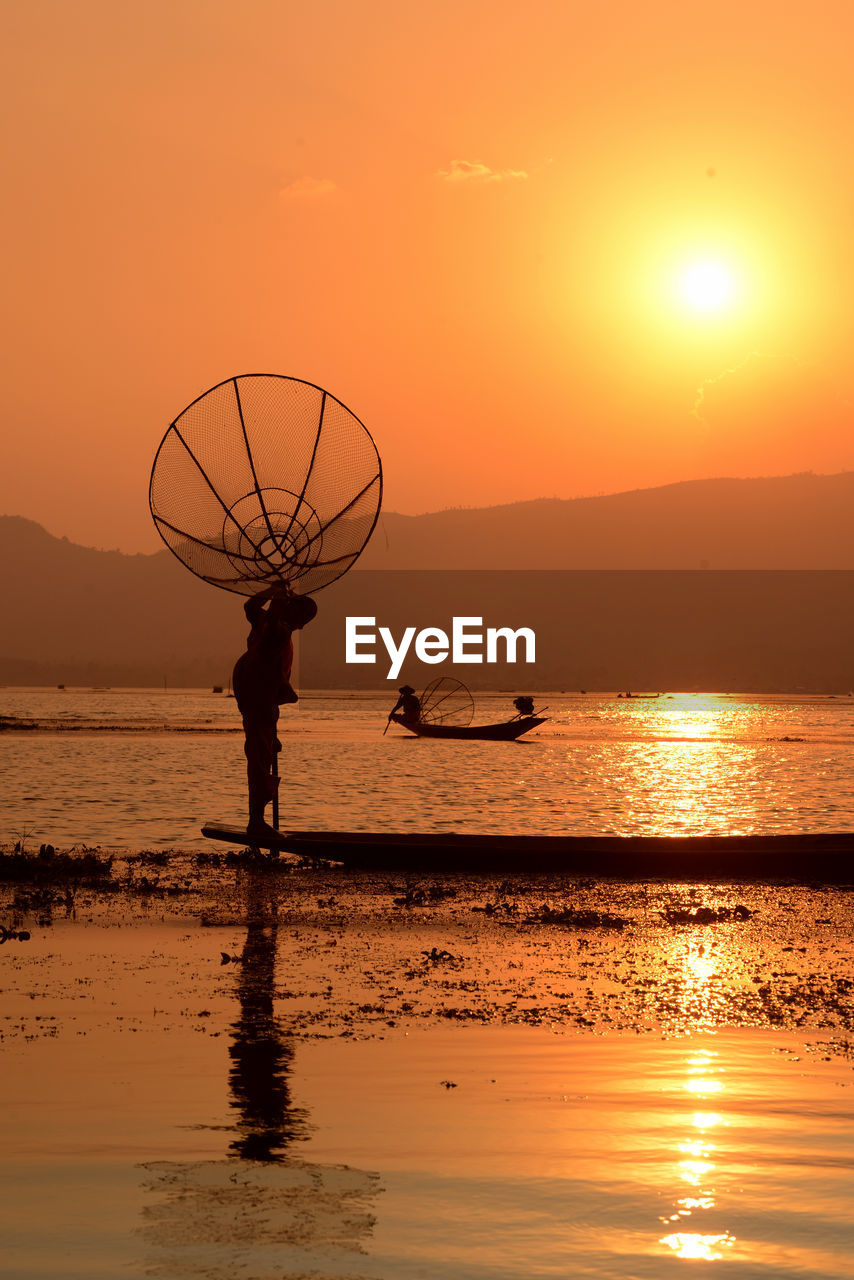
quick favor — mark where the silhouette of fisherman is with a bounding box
[388,684,421,727]
[232,585,317,837]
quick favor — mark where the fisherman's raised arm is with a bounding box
[244,584,290,625]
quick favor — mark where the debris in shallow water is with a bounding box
[393,887,428,907]
[0,926,30,943]
[139,849,170,865]
[472,899,519,916]
[533,905,628,930]
[662,904,753,925]
[0,848,113,884]
[1,852,851,1047]
[392,881,454,907]
[421,947,459,965]
[439,1080,458,1089]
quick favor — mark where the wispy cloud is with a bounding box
[437,159,528,184]
[279,176,337,200]
[693,352,801,423]
[691,351,854,470]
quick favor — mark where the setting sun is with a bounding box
[679,260,737,313]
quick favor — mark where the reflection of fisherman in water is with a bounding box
[138,871,380,1270]
[228,871,309,1160]
[388,684,420,727]
[232,586,317,837]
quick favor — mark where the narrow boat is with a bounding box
[390,713,545,741]
[199,824,854,881]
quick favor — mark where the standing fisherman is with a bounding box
[232,585,317,837]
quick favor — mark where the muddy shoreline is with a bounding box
[3,844,854,1050]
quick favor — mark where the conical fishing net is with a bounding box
[149,374,383,595]
[419,677,475,727]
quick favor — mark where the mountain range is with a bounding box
[361,473,854,569]
[3,472,854,688]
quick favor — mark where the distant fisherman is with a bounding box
[232,585,317,837]
[388,684,421,727]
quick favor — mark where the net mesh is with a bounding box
[149,374,382,595]
[419,677,475,727]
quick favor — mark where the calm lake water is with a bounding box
[2,870,854,1280]
[1,687,854,848]
[2,687,854,848]
[5,691,854,1277]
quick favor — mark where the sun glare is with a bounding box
[679,260,737,313]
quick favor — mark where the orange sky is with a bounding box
[3,0,854,551]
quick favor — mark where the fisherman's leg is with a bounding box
[243,706,277,830]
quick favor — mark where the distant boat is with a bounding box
[387,676,547,741]
[390,713,545,741]
[616,692,662,699]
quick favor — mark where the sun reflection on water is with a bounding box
[680,1139,713,1159]
[693,1112,724,1128]
[685,1077,724,1095]
[658,1042,737,1262]
[660,1231,736,1261]
[648,930,752,1033]
[678,1159,715,1187]
[676,1195,716,1212]
[652,693,741,740]
[599,693,774,836]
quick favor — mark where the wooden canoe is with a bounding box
[200,824,854,881]
[390,713,546,740]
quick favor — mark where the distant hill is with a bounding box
[0,516,244,687]
[361,473,854,569]
[3,472,854,689]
